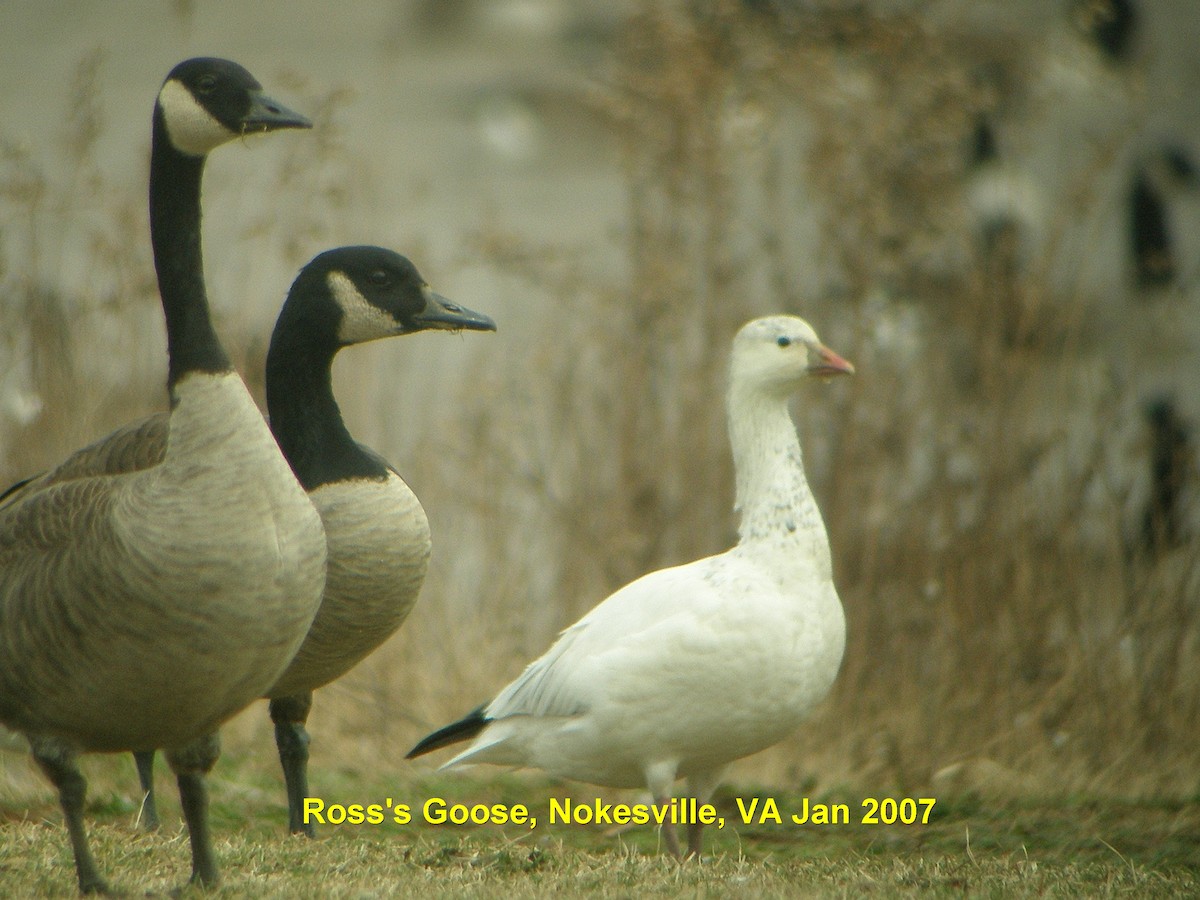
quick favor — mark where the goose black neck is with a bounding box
[265,332,388,491]
[150,109,232,390]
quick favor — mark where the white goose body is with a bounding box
[464,543,845,789]
[269,470,430,696]
[410,315,853,858]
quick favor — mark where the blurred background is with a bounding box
[1,0,1198,806]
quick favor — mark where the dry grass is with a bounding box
[2,765,1199,896]
[2,0,1200,894]
[0,51,162,470]
[396,0,1200,800]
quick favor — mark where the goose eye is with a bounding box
[368,270,390,286]
[196,74,218,94]
[777,336,791,347]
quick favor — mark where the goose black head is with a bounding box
[156,57,311,157]
[285,246,497,352]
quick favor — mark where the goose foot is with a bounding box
[166,732,221,888]
[271,693,315,837]
[653,795,683,859]
[29,736,113,895]
[133,750,161,831]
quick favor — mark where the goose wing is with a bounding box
[0,414,168,510]
[0,473,122,733]
[484,555,732,721]
[0,476,117,559]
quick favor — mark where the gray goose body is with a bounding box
[263,249,494,706]
[271,471,430,695]
[0,58,322,893]
[0,376,323,752]
[123,247,495,835]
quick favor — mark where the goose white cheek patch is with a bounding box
[158,80,235,156]
[329,272,401,344]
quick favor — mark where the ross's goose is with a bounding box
[408,314,853,858]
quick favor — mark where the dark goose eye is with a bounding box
[196,74,218,94]
[777,336,791,347]
[368,270,390,286]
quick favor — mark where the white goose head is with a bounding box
[156,57,311,157]
[730,315,854,398]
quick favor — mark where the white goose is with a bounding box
[0,59,323,893]
[408,315,853,858]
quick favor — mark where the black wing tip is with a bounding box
[0,474,37,505]
[406,706,490,760]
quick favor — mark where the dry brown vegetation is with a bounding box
[2,3,1199,889]
[402,0,1200,802]
[4,773,1200,897]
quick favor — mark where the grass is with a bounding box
[2,761,1198,896]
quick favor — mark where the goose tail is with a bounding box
[406,706,489,760]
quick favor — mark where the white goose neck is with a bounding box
[728,382,831,571]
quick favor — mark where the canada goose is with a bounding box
[0,58,323,893]
[131,245,496,836]
[408,315,853,858]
